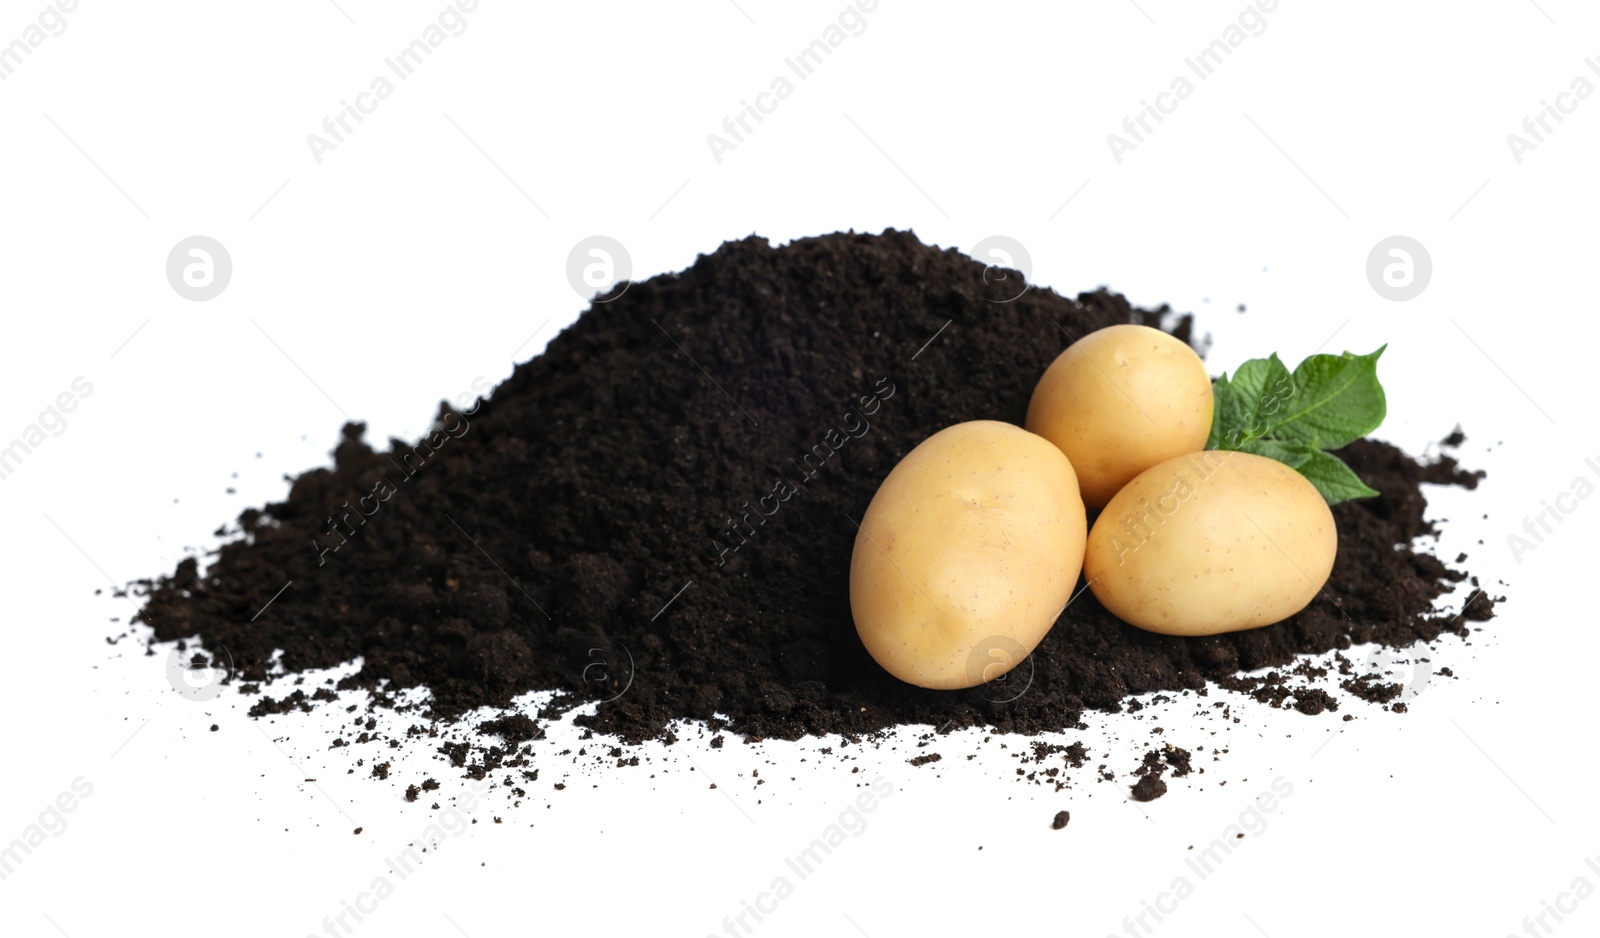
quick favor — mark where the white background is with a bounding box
[0,1,1594,935]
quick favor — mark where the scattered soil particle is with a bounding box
[480,714,543,744]
[1131,776,1168,802]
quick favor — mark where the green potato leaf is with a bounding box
[1206,372,1241,450]
[1234,437,1315,471]
[1260,346,1387,451]
[1209,346,1387,505]
[1210,353,1293,449]
[1295,448,1382,503]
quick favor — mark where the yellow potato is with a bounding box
[850,420,1087,689]
[1085,450,1336,636]
[1025,324,1213,509]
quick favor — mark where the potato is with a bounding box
[1084,450,1336,636]
[850,421,1087,689]
[1025,324,1213,509]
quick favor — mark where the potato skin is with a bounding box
[850,421,1087,689]
[1025,324,1213,509]
[1085,450,1336,636]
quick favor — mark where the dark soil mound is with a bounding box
[139,229,1492,746]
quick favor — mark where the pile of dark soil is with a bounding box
[137,230,1494,761]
